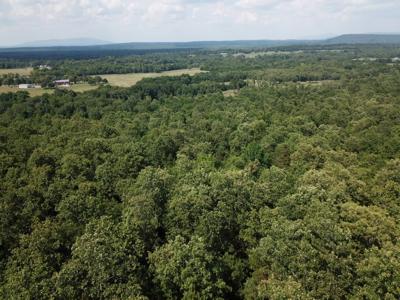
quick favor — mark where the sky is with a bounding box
[0,0,400,46]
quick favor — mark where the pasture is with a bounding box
[0,84,99,96]
[223,89,238,97]
[0,86,53,96]
[68,83,99,93]
[0,68,33,76]
[100,68,204,87]
[233,51,304,58]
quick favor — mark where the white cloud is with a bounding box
[0,0,399,45]
[235,0,284,9]
[143,0,186,23]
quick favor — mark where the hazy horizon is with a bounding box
[1,0,400,47]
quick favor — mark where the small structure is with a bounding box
[39,64,52,70]
[54,79,70,87]
[19,84,35,89]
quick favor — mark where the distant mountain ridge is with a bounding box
[2,34,400,54]
[16,38,111,47]
[326,34,400,44]
[11,39,316,50]
[92,39,318,50]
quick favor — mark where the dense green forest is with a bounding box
[0,45,400,299]
[1,44,399,86]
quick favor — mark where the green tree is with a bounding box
[149,235,230,300]
[56,216,147,299]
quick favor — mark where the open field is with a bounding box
[0,68,204,95]
[233,51,304,58]
[0,68,33,75]
[0,86,53,96]
[0,84,99,96]
[100,68,204,87]
[298,80,339,86]
[55,83,100,93]
[69,83,99,93]
[232,49,343,58]
[223,89,239,97]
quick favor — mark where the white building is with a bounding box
[19,84,35,89]
[54,79,70,87]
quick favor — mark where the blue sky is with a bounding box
[0,0,399,46]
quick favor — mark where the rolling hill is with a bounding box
[1,34,400,58]
[16,38,111,48]
[326,34,400,44]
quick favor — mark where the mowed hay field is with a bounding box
[100,68,205,87]
[0,68,33,75]
[0,86,53,97]
[0,68,204,95]
[0,84,98,96]
[68,83,99,93]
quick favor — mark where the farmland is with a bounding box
[99,68,204,87]
[0,85,52,96]
[68,83,99,93]
[233,50,304,58]
[0,83,98,96]
[0,67,205,95]
[0,67,33,75]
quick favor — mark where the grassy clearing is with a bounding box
[56,83,100,93]
[298,80,338,86]
[0,86,53,96]
[69,83,99,93]
[0,84,99,97]
[223,90,239,97]
[0,68,33,76]
[232,49,343,58]
[233,51,304,58]
[100,68,204,87]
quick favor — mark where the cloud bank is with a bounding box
[0,0,399,45]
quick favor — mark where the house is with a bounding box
[19,84,35,89]
[54,79,70,87]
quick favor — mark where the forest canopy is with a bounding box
[0,44,400,299]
